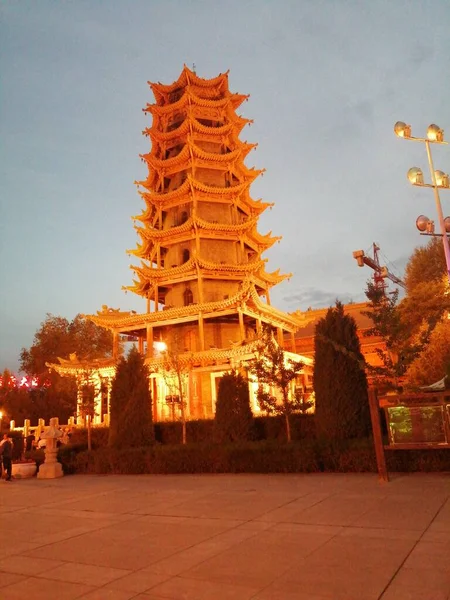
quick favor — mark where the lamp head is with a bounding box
[435,170,450,188]
[427,124,444,142]
[394,121,411,138]
[407,167,424,185]
[153,341,167,353]
[416,215,434,234]
[444,217,450,234]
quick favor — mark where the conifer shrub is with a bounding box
[214,371,254,443]
[314,301,371,440]
[109,347,154,449]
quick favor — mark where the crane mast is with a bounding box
[353,243,405,291]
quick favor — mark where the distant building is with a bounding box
[287,302,386,379]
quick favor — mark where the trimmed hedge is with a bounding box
[56,439,450,475]
[70,415,315,447]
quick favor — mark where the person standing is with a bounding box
[0,433,13,481]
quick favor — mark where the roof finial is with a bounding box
[192,63,196,74]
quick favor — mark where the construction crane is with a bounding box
[353,243,405,291]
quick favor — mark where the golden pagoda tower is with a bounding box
[87,66,310,420]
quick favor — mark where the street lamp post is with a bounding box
[394,122,450,285]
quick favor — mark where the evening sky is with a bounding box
[1,0,449,371]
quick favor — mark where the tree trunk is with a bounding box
[284,412,291,443]
[178,373,187,445]
[87,416,92,452]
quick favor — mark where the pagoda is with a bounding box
[86,66,311,420]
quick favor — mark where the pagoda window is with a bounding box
[183,288,193,306]
[180,211,188,224]
[182,249,190,263]
[163,177,171,191]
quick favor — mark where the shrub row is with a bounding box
[56,439,450,475]
[69,414,316,448]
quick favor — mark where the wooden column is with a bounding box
[154,285,159,311]
[277,327,284,348]
[238,309,245,342]
[368,388,389,482]
[256,318,262,336]
[266,288,271,305]
[198,313,205,351]
[146,324,154,358]
[113,332,119,359]
[138,336,144,354]
[290,331,296,353]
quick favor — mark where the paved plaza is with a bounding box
[0,473,449,599]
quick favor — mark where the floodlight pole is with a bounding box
[424,140,450,285]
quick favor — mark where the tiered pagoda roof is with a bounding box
[124,64,290,304]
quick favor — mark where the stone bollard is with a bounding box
[37,417,64,479]
[10,419,16,430]
[24,419,30,438]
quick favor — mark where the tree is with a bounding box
[400,237,450,338]
[214,371,254,443]
[19,313,113,423]
[77,371,98,452]
[249,325,307,443]
[404,236,446,293]
[363,283,422,387]
[20,314,113,377]
[109,347,153,449]
[314,301,370,440]
[160,329,192,445]
[405,318,450,386]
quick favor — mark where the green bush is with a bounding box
[109,348,154,448]
[57,437,450,476]
[69,427,109,449]
[9,430,24,461]
[214,372,254,443]
[253,414,315,441]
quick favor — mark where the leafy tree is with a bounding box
[77,373,98,452]
[249,325,307,442]
[363,283,422,387]
[160,329,193,445]
[314,301,370,440]
[404,236,446,293]
[405,318,450,386]
[19,314,113,423]
[400,237,450,338]
[109,347,153,449]
[20,314,113,377]
[214,371,254,443]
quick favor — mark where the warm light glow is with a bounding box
[153,341,167,353]
[0,411,3,420]
[394,121,411,138]
[435,170,450,188]
[416,215,434,233]
[407,167,424,185]
[427,124,444,142]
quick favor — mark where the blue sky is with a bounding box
[1,0,449,372]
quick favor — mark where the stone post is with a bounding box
[37,417,64,479]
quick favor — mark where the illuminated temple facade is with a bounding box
[77,66,311,422]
